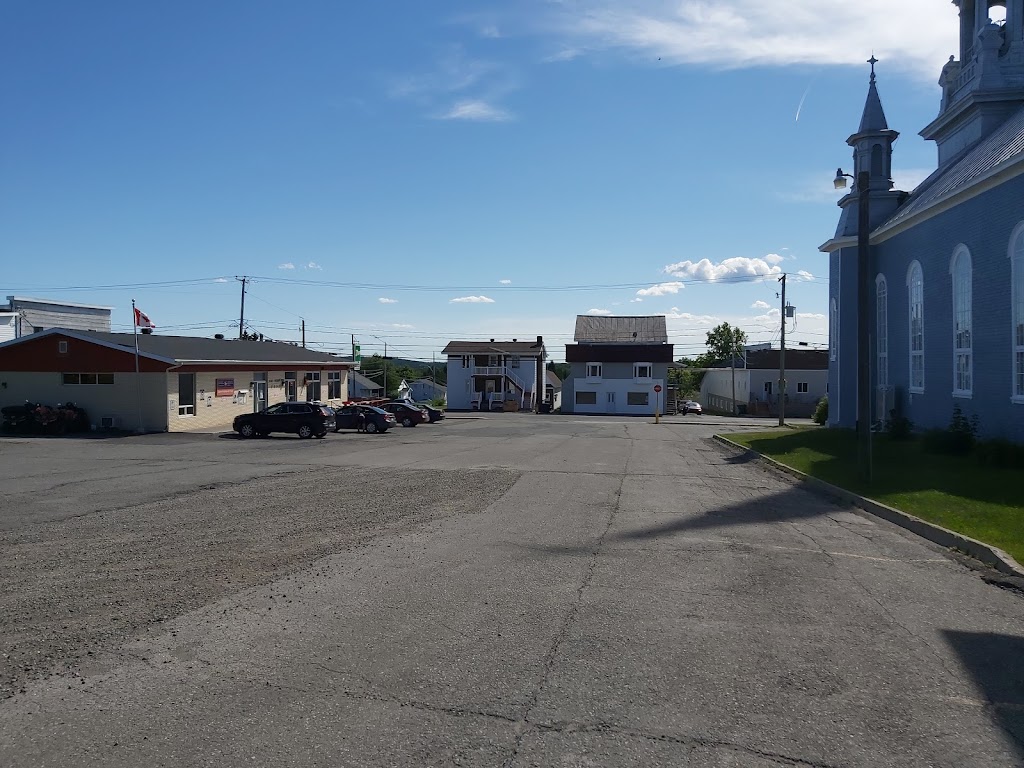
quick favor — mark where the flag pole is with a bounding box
[133,299,144,433]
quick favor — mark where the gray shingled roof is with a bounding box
[879,105,1024,232]
[442,340,544,355]
[76,331,351,364]
[573,315,668,343]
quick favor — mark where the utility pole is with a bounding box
[301,319,306,348]
[730,340,737,417]
[778,273,787,427]
[237,276,247,339]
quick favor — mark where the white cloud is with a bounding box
[796,270,815,281]
[751,300,772,310]
[543,48,584,63]
[661,308,720,325]
[630,297,643,303]
[481,24,501,38]
[305,262,322,270]
[545,1,959,80]
[378,297,398,304]
[438,99,513,122]
[663,256,782,282]
[278,262,295,270]
[391,323,415,329]
[893,167,934,193]
[763,253,784,265]
[213,278,229,283]
[586,308,613,315]
[636,281,685,297]
[450,295,496,303]
[499,278,512,284]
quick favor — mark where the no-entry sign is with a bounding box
[653,385,662,393]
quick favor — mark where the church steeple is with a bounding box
[858,56,889,133]
[847,58,899,195]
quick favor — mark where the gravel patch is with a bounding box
[0,466,519,699]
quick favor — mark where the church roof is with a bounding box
[879,105,1024,233]
[573,315,668,343]
[858,77,889,133]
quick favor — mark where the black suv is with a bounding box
[333,404,396,434]
[233,402,332,439]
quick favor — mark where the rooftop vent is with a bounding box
[214,333,225,340]
[141,327,153,335]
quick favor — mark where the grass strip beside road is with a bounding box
[726,428,1024,566]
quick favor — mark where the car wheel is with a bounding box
[297,424,314,439]
[402,417,413,427]
[238,423,255,438]
[366,421,379,433]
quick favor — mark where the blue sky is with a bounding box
[1,1,963,362]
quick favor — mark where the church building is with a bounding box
[820,1,1024,441]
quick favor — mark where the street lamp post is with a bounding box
[834,167,873,482]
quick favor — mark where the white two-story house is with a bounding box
[562,316,674,416]
[443,337,547,411]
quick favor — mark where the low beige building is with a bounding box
[0,329,353,433]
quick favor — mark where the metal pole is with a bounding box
[132,299,144,434]
[383,342,387,399]
[237,276,247,339]
[857,170,872,482]
[731,346,737,416]
[301,319,305,348]
[779,273,787,427]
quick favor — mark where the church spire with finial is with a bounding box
[858,54,889,133]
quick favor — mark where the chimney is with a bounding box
[490,338,495,342]
[512,338,517,342]
[536,335,543,345]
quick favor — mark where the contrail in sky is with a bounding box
[795,74,821,122]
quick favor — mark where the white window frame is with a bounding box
[797,382,809,394]
[951,245,972,398]
[907,261,925,394]
[327,370,342,399]
[1011,222,1024,403]
[585,362,602,380]
[510,355,520,368]
[633,362,653,381]
[461,355,470,369]
[58,340,68,354]
[875,274,888,391]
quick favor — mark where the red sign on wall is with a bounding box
[215,378,235,397]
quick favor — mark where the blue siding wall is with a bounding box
[829,247,861,428]
[852,174,1024,441]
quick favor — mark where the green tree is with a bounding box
[546,361,571,381]
[704,322,747,364]
[672,354,712,397]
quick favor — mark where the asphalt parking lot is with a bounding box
[1,412,1023,767]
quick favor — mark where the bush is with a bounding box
[922,405,979,456]
[885,409,914,440]
[975,438,1024,469]
[812,396,828,425]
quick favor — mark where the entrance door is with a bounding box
[284,372,297,402]
[607,391,616,414]
[252,373,268,412]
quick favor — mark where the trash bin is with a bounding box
[539,403,551,414]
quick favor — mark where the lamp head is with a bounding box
[833,168,848,190]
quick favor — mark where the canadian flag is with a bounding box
[134,307,155,328]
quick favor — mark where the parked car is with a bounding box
[681,400,703,415]
[333,404,396,434]
[381,401,428,427]
[415,403,446,423]
[233,402,332,438]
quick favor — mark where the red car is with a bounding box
[381,401,428,427]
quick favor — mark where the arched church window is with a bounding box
[1011,223,1024,401]
[908,262,925,393]
[871,145,883,178]
[876,275,888,390]
[951,246,972,397]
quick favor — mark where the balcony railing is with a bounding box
[472,366,529,392]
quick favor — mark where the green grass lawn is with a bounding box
[726,428,1024,565]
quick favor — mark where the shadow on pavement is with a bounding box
[942,630,1024,760]
[615,486,830,542]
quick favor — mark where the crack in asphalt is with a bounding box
[500,438,632,768]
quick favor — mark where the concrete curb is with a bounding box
[712,433,1024,579]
